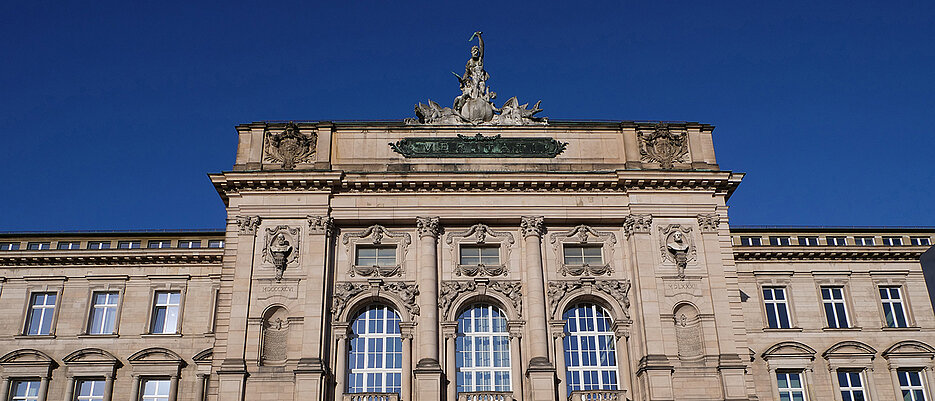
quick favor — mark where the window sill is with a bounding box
[77,333,119,339]
[141,333,183,338]
[882,326,921,331]
[821,327,862,332]
[762,327,803,332]
[13,334,55,339]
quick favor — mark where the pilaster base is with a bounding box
[294,358,328,401]
[414,359,444,401]
[525,363,556,401]
[636,355,674,401]
[216,359,248,401]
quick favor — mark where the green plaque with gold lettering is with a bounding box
[389,134,567,158]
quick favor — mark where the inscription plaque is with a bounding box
[389,134,567,158]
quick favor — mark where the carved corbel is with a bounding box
[416,216,442,239]
[623,214,652,238]
[520,216,546,238]
[307,215,335,237]
[697,214,720,233]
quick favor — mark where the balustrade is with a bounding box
[568,390,626,401]
[457,391,514,401]
[343,393,400,401]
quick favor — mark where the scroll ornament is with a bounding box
[548,279,630,319]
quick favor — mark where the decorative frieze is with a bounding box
[520,216,545,238]
[263,122,317,170]
[332,281,419,320]
[263,225,300,281]
[623,214,652,238]
[236,215,261,235]
[307,215,335,237]
[659,224,696,280]
[696,214,720,233]
[488,281,523,318]
[638,123,688,169]
[549,225,617,277]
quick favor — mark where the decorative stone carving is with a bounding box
[446,224,514,277]
[520,216,546,238]
[659,224,697,280]
[331,281,419,320]
[439,281,477,319]
[623,214,652,238]
[549,225,617,277]
[408,32,547,126]
[263,122,317,169]
[697,214,720,233]
[674,304,703,360]
[547,281,583,317]
[439,280,522,318]
[263,225,300,281]
[638,123,688,169]
[547,280,631,319]
[261,306,289,365]
[342,225,411,278]
[593,280,631,319]
[416,216,442,238]
[307,215,335,237]
[236,216,261,235]
[489,281,523,317]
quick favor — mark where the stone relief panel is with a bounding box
[341,225,411,278]
[547,279,631,320]
[439,280,523,319]
[263,225,300,281]
[696,214,720,233]
[638,123,689,169]
[673,303,704,361]
[236,215,261,235]
[307,215,335,237]
[659,224,697,280]
[445,224,515,277]
[549,225,617,277]
[331,281,419,321]
[623,214,652,238]
[263,122,317,170]
[260,306,290,365]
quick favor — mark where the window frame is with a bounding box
[455,303,512,394]
[346,304,404,395]
[880,286,911,328]
[854,236,875,246]
[911,237,931,246]
[86,291,121,336]
[354,245,398,268]
[882,236,904,246]
[897,369,929,401]
[57,241,81,250]
[0,242,21,251]
[75,377,107,401]
[139,377,172,401]
[86,241,111,250]
[147,240,172,249]
[25,242,50,251]
[177,240,201,249]
[775,371,808,401]
[9,379,42,401]
[835,370,868,401]
[796,236,819,246]
[826,236,848,246]
[562,303,620,396]
[762,286,793,329]
[459,244,502,266]
[207,240,224,248]
[769,236,792,246]
[23,291,59,336]
[117,241,141,249]
[739,236,762,246]
[148,290,183,335]
[820,286,850,329]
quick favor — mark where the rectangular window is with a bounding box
[207,240,224,248]
[769,236,792,246]
[0,242,20,251]
[827,236,848,246]
[562,245,603,265]
[177,240,201,249]
[837,371,867,401]
[147,240,171,249]
[355,246,396,267]
[854,236,875,246]
[26,242,50,250]
[911,237,932,246]
[117,241,141,249]
[763,287,791,329]
[151,291,181,334]
[88,292,119,335]
[883,236,903,246]
[11,380,41,401]
[776,372,806,401]
[821,287,850,328]
[797,236,819,246]
[87,241,111,250]
[898,370,928,401]
[881,286,909,328]
[739,236,762,246]
[25,292,57,335]
[57,241,81,250]
[461,245,501,265]
[76,378,106,401]
[140,378,171,401]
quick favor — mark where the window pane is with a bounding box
[347,305,403,394]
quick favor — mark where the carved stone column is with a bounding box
[64,376,76,401]
[217,215,260,401]
[130,375,141,401]
[443,324,458,401]
[295,215,335,401]
[334,332,348,399]
[401,323,415,401]
[103,374,114,401]
[509,324,524,401]
[0,377,9,401]
[194,373,207,401]
[551,325,568,399]
[414,216,443,401]
[168,375,179,401]
[614,324,633,398]
[519,216,556,401]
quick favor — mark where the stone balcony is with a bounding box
[457,391,514,401]
[343,393,399,401]
[567,390,627,401]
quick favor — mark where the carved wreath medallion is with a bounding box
[263,225,300,280]
[445,224,514,277]
[264,121,317,170]
[341,225,411,278]
[549,225,616,277]
[638,123,688,169]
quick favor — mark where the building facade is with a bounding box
[2,36,935,401]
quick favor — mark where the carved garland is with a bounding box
[445,224,515,277]
[331,281,420,320]
[547,279,631,319]
[341,225,411,278]
[438,280,523,319]
[549,225,617,276]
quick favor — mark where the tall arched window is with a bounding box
[456,304,512,393]
[563,303,619,395]
[347,305,402,394]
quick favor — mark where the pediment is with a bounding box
[192,348,213,364]
[823,341,876,359]
[0,349,55,365]
[128,348,183,365]
[883,341,935,359]
[63,348,120,366]
[762,341,816,359]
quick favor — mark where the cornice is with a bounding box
[733,246,928,261]
[0,249,224,267]
[209,170,743,202]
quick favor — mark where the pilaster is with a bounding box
[414,216,443,401]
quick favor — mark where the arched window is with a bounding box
[456,304,512,393]
[563,303,619,395]
[347,305,402,394]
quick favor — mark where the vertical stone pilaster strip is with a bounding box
[520,216,550,366]
[217,215,260,401]
[103,374,114,401]
[294,215,335,401]
[414,216,443,401]
[334,332,348,398]
[401,325,414,401]
[64,376,76,401]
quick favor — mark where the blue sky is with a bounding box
[1,1,933,231]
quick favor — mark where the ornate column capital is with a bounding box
[416,216,442,238]
[697,213,720,233]
[623,214,652,238]
[520,216,546,238]
[235,215,261,235]
[307,215,335,237]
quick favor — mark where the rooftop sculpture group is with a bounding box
[408,32,547,126]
